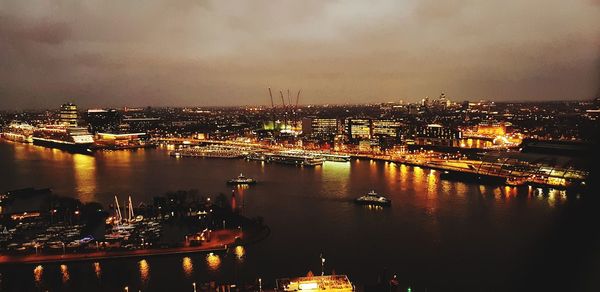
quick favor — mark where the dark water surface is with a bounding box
[0,141,598,291]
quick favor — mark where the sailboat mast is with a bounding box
[114,195,122,225]
[128,196,134,222]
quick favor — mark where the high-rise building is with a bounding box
[59,103,78,127]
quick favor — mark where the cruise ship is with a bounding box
[32,125,95,153]
[1,122,35,143]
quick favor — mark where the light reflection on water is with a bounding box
[182,257,193,278]
[93,262,101,279]
[206,253,221,271]
[139,259,150,284]
[60,264,69,283]
[73,153,97,202]
[33,265,43,284]
[234,245,246,263]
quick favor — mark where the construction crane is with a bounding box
[279,90,285,107]
[268,87,274,108]
[295,89,302,108]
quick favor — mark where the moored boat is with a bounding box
[227,173,256,185]
[355,190,392,206]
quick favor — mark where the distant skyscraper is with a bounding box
[59,103,78,127]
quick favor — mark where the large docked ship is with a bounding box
[32,125,95,153]
[1,122,35,143]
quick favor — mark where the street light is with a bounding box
[258,278,262,291]
[321,257,326,276]
[124,286,129,292]
[192,282,196,292]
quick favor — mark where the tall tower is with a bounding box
[59,103,78,127]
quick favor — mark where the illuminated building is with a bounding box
[413,124,462,147]
[94,132,148,149]
[86,109,121,133]
[59,103,78,127]
[372,119,404,149]
[476,122,510,136]
[307,118,339,136]
[345,118,371,141]
[372,119,403,138]
[416,124,461,140]
[475,151,588,188]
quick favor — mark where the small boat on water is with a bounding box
[355,190,392,206]
[227,173,256,185]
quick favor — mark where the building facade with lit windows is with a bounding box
[345,118,371,141]
[416,124,462,140]
[59,103,78,127]
[372,119,404,138]
[302,117,340,136]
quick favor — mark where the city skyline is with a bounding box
[1,0,599,110]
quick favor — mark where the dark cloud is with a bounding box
[0,0,598,109]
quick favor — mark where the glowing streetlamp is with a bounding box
[192,282,196,292]
[321,257,326,276]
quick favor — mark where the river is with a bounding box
[0,141,593,291]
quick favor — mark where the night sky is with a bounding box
[1,0,599,109]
